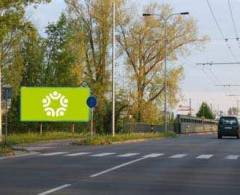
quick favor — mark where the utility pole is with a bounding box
[189,98,192,116]
[143,12,189,132]
[0,65,2,142]
[237,100,239,116]
[112,0,116,137]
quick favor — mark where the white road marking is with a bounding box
[66,152,91,157]
[143,153,164,158]
[40,152,68,156]
[117,153,140,157]
[38,184,71,195]
[91,153,115,157]
[225,155,239,160]
[196,154,213,159]
[169,154,188,159]
[90,153,162,178]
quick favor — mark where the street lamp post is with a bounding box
[143,12,189,132]
[112,0,116,137]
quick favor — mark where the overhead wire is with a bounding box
[227,0,239,38]
[206,0,238,61]
[227,0,240,48]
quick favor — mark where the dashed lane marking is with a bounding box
[90,153,161,178]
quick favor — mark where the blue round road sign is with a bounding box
[87,96,97,108]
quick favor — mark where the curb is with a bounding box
[112,138,163,145]
[0,152,39,160]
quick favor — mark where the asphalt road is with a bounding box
[1,134,240,195]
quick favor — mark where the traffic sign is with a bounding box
[87,96,97,108]
[3,86,12,100]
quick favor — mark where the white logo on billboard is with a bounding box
[42,91,68,117]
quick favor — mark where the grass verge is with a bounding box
[0,144,15,156]
[0,131,176,155]
[5,132,85,145]
[74,131,176,145]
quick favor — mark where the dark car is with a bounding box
[218,116,240,139]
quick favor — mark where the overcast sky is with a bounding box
[26,0,240,115]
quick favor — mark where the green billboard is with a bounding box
[21,87,90,122]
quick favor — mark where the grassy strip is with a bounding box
[0,144,15,156]
[75,131,176,145]
[0,131,176,155]
[6,132,86,145]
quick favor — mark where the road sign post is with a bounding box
[87,96,97,136]
[3,86,12,146]
[90,108,94,136]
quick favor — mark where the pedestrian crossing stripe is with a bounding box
[40,152,68,156]
[196,154,213,159]
[117,153,140,157]
[66,152,91,157]
[169,154,188,158]
[5,152,240,161]
[225,155,239,160]
[91,153,116,157]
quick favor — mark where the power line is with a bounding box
[226,94,240,97]
[216,84,240,87]
[206,0,238,61]
[196,62,240,66]
[198,64,232,94]
[206,0,225,39]
[209,68,220,83]
[201,67,217,85]
[227,0,239,39]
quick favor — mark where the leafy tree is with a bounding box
[117,3,207,122]
[0,0,51,69]
[7,24,46,132]
[65,0,125,133]
[1,1,52,117]
[44,13,79,86]
[196,102,215,119]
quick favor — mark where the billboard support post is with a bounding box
[40,123,43,135]
[4,97,8,146]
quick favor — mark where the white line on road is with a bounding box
[90,153,162,178]
[66,152,91,157]
[196,154,213,159]
[117,153,140,157]
[169,154,188,159]
[91,153,115,157]
[225,155,239,160]
[143,153,164,158]
[40,152,68,156]
[38,184,71,195]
